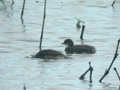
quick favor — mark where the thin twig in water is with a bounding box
[79,62,92,81]
[99,39,120,83]
[80,25,85,40]
[112,0,116,7]
[89,62,93,83]
[23,84,26,90]
[114,67,120,81]
[79,67,91,80]
[39,0,47,51]
[21,0,26,26]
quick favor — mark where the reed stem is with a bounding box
[114,67,120,81]
[89,62,93,83]
[80,25,85,40]
[23,84,26,90]
[21,0,26,25]
[39,0,47,51]
[99,39,120,83]
[112,0,116,7]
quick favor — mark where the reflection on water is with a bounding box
[0,0,120,90]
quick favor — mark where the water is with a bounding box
[0,0,120,90]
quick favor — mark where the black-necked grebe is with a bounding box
[62,39,96,54]
[34,49,67,59]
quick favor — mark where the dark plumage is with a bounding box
[62,39,96,54]
[34,0,68,60]
[34,49,67,59]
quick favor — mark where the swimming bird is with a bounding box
[62,39,96,54]
[34,0,67,59]
[63,23,96,54]
[34,49,67,59]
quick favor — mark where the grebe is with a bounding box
[34,49,67,59]
[63,23,96,54]
[34,0,67,59]
[62,39,96,54]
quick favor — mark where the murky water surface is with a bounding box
[0,0,120,90]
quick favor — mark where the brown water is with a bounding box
[0,0,120,90]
